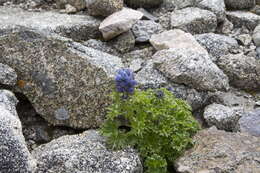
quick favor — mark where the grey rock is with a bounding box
[0,28,124,129]
[152,48,230,92]
[217,53,260,91]
[253,24,260,46]
[0,63,17,86]
[218,18,234,34]
[0,90,36,173]
[171,7,217,34]
[163,0,202,9]
[125,0,163,8]
[129,58,145,72]
[226,11,260,31]
[224,0,255,10]
[257,0,260,5]
[238,109,260,137]
[175,127,260,173]
[109,31,135,53]
[137,8,159,21]
[64,4,77,14]
[32,130,142,173]
[204,103,243,131]
[99,8,143,40]
[86,0,123,17]
[55,0,86,10]
[123,47,155,61]
[0,7,101,41]
[197,0,226,22]
[236,33,253,46]
[195,33,239,62]
[132,20,162,43]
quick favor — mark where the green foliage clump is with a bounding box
[100,88,200,173]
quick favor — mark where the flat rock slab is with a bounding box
[175,127,260,173]
[0,7,101,41]
[32,130,142,173]
[0,27,123,129]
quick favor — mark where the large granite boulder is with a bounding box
[32,130,142,173]
[0,27,124,129]
[0,7,101,41]
[0,90,36,173]
[175,127,260,173]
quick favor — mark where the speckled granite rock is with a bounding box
[152,48,230,92]
[32,130,143,173]
[0,63,17,86]
[125,0,163,8]
[109,31,135,53]
[0,28,124,129]
[238,109,260,137]
[217,53,260,91]
[175,127,260,173]
[86,0,123,17]
[171,7,217,34]
[0,7,101,41]
[0,90,36,173]
[224,0,255,10]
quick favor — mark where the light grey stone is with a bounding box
[0,63,17,86]
[253,24,260,46]
[56,0,86,10]
[238,109,260,137]
[137,8,158,21]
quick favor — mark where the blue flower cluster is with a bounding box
[115,69,137,94]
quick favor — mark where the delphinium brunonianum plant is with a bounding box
[100,69,200,173]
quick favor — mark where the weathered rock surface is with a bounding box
[171,7,217,34]
[217,53,260,91]
[150,29,208,53]
[253,24,260,46]
[204,103,243,131]
[224,0,255,10]
[0,90,36,173]
[175,127,260,173]
[0,63,17,86]
[99,8,143,40]
[0,28,124,129]
[0,7,101,41]
[109,31,135,53]
[56,0,86,10]
[32,130,143,173]
[86,0,123,17]
[152,48,230,92]
[238,109,260,137]
[125,0,163,8]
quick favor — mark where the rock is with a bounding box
[64,4,77,14]
[175,127,260,173]
[86,0,123,17]
[132,20,163,43]
[0,28,124,129]
[150,29,208,53]
[125,0,163,8]
[226,11,260,31]
[163,0,201,9]
[137,8,159,21]
[55,0,86,10]
[152,48,230,92]
[204,103,243,131]
[109,31,135,53]
[0,63,17,86]
[129,58,145,72]
[32,130,142,173]
[238,109,260,137]
[217,53,260,91]
[99,8,143,40]
[123,47,155,60]
[236,33,252,46]
[195,33,239,62]
[253,24,260,46]
[224,0,255,10]
[218,18,234,34]
[171,7,217,34]
[197,0,226,22]
[0,90,36,173]
[0,7,101,41]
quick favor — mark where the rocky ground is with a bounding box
[0,0,259,172]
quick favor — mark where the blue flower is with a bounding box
[115,69,137,94]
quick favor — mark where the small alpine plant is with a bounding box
[100,69,200,173]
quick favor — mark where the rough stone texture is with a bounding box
[150,29,208,54]
[0,90,36,173]
[163,0,202,9]
[171,7,217,34]
[132,20,162,43]
[238,109,260,137]
[224,0,256,10]
[56,0,86,10]
[175,127,260,173]
[0,28,124,129]
[0,63,17,86]
[125,0,163,8]
[253,24,260,46]
[226,11,260,31]
[195,33,239,62]
[152,48,230,92]
[109,31,135,53]
[99,8,143,40]
[0,7,101,41]
[137,8,158,21]
[217,53,260,91]
[197,0,226,22]
[204,103,243,131]
[32,130,143,173]
[86,0,123,17]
